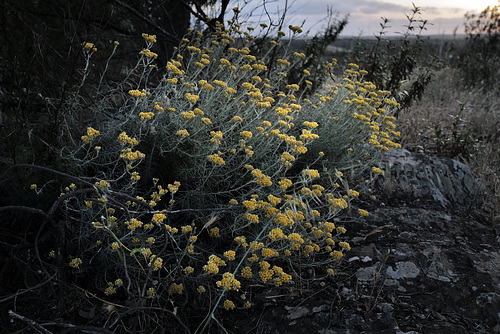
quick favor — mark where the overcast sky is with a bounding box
[231,0,499,36]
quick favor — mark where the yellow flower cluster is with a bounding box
[223,250,236,260]
[139,49,158,59]
[251,169,272,186]
[203,254,226,274]
[216,272,241,291]
[104,282,116,295]
[261,248,279,258]
[142,33,157,44]
[185,93,199,104]
[176,129,190,138]
[82,42,97,52]
[257,261,292,286]
[81,127,100,144]
[244,213,259,224]
[348,189,359,198]
[210,131,223,145]
[181,225,192,234]
[180,111,196,119]
[128,89,147,98]
[288,233,305,250]
[167,181,181,193]
[152,213,166,224]
[328,197,348,210]
[223,300,235,311]
[117,132,139,146]
[126,218,143,231]
[210,227,220,237]
[139,111,155,120]
[241,266,252,278]
[240,131,253,139]
[130,171,140,182]
[234,236,248,247]
[358,209,369,217]
[147,288,156,298]
[168,283,184,295]
[268,228,286,241]
[302,169,320,179]
[166,61,184,76]
[149,256,163,271]
[120,148,145,162]
[69,257,82,268]
[208,152,225,166]
[280,152,295,168]
[95,180,109,189]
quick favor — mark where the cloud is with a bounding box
[303,0,409,15]
[232,0,470,36]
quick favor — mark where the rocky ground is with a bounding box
[225,149,500,333]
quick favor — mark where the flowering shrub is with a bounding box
[23,16,401,332]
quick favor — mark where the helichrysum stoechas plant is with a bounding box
[45,14,401,330]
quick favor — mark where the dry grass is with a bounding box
[398,67,500,224]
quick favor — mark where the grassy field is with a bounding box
[399,67,500,222]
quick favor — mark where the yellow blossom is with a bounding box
[128,89,147,98]
[183,266,195,274]
[268,228,286,241]
[104,284,116,295]
[150,256,163,271]
[147,288,156,298]
[168,283,184,295]
[142,33,157,43]
[130,171,140,182]
[244,213,259,223]
[168,181,180,193]
[176,129,190,138]
[139,49,158,59]
[348,189,359,198]
[240,131,253,139]
[223,300,235,310]
[208,152,225,166]
[81,127,100,143]
[117,132,138,146]
[279,178,292,192]
[358,209,369,217]
[302,169,320,179]
[152,213,166,225]
[217,272,241,291]
[69,258,82,268]
[201,225,217,237]
[241,266,252,278]
[185,93,199,104]
[179,225,191,234]
[82,42,96,51]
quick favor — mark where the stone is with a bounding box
[375,149,487,211]
[386,261,420,279]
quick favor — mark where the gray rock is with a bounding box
[386,261,420,279]
[376,149,487,211]
[356,265,379,281]
[475,292,500,307]
[285,306,310,320]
